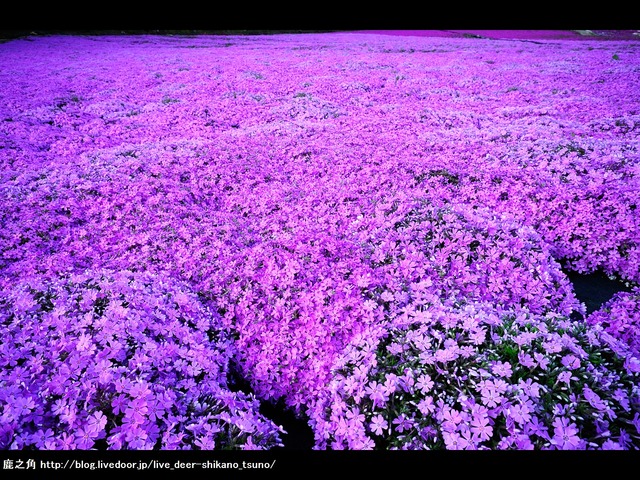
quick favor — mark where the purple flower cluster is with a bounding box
[308,201,639,449]
[587,286,640,358]
[1,32,639,449]
[0,270,284,449]
[309,300,640,450]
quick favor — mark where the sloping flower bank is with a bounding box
[0,270,284,449]
[0,32,639,450]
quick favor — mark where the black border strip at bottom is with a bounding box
[1,450,638,477]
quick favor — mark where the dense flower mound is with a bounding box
[210,199,584,414]
[1,32,639,449]
[0,270,284,450]
[214,234,384,411]
[309,300,640,450]
[587,286,640,358]
[417,145,640,283]
[362,199,583,317]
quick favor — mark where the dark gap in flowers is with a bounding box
[227,363,314,450]
[227,363,253,396]
[564,268,633,316]
[258,399,314,450]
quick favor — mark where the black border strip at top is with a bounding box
[0,3,637,34]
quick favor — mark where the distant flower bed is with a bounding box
[0,32,638,449]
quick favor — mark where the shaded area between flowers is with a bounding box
[227,366,314,450]
[565,269,634,316]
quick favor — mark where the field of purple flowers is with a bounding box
[1,31,639,451]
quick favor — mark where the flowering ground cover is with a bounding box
[1,31,639,450]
